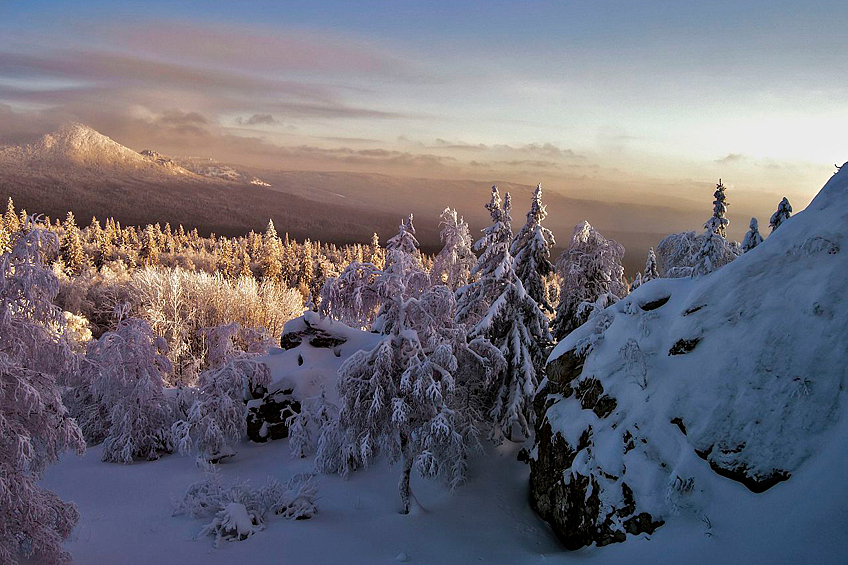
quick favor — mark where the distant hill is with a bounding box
[0,124,714,274]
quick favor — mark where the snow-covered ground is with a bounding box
[44,404,848,565]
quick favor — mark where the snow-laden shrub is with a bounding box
[172,356,271,460]
[0,220,85,565]
[174,465,318,547]
[72,318,175,462]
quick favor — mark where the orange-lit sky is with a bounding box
[1,1,846,225]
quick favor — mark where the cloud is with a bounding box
[715,153,746,164]
[237,113,277,126]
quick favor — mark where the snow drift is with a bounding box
[529,164,848,550]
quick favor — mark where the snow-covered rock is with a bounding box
[529,164,848,550]
[247,312,382,443]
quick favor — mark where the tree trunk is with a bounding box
[398,444,413,514]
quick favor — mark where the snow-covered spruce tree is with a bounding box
[0,219,85,565]
[371,214,431,334]
[456,186,514,329]
[319,284,503,513]
[742,217,764,252]
[704,179,729,237]
[630,272,642,291]
[551,221,628,341]
[60,211,87,275]
[139,223,160,267]
[431,208,476,291]
[769,197,792,232]
[73,318,175,462]
[510,183,556,312]
[644,247,659,282]
[260,219,283,282]
[369,232,385,270]
[457,186,549,441]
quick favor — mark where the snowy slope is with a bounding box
[530,163,848,554]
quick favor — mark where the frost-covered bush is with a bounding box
[129,268,300,382]
[174,465,317,547]
[72,318,175,462]
[172,355,271,460]
[0,220,85,565]
[551,221,628,341]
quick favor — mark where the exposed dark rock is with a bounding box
[640,296,670,311]
[529,386,661,550]
[546,347,586,385]
[280,324,348,351]
[574,377,617,419]
[683,304,706,316]
[671,417,687,435]
[694,446,791,493]
[669,338,700,355]
[246,389,301,443]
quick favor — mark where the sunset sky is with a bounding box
[1,0,846,219]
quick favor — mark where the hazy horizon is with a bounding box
[2,1,845,223]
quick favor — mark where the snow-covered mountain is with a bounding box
[0,123,201,180]
[529,163,848,560]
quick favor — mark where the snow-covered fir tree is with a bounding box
[0,219,85,565]
[457,186,549,441]
[372,214,431,334]
[644,247,659,282]
[630,272,643,290]
[510,183,556,312]
[60,211,87,274]
[260,219,283,282]
[431,208,476,290]
[318,284,503,513]
[769,197,792,232]
[551,221,628,341]
[742,217,764,252]
[139,223,160,267]
[692,231,726,277]
[456,186,514,328]
[704,179,729,237]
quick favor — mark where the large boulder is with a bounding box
[529,165,848,550]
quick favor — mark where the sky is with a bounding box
[1,0,846,223]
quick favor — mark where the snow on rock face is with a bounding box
[247,312,382,442]
[529,165,848,550]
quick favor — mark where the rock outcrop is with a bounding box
[529,164,848,550]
